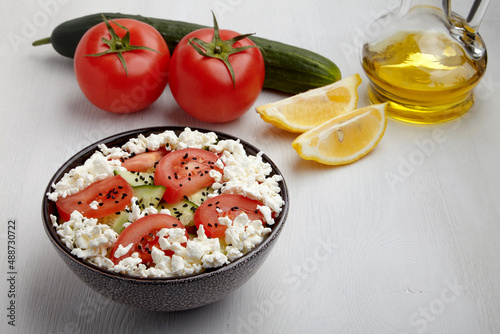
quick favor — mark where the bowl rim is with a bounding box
[42,126,289,283]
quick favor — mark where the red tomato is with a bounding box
[120,147,169,172]
[194,194,269,239]
[110,214,188,266]
[168,28,265,123]
[154,148,224,204]
[74,18,170,113]
[56,175,133,221]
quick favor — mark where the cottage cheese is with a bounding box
[47,151,125,202]
[48,128,284,278]
[51,211,118,260]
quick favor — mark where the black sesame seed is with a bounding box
[77,201,82,204]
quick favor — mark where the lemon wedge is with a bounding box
[256,74,362,133]
[292,103,388,165]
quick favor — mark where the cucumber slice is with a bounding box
[133,185,166,210]
[111,212,130,234]
[187,186,213,206]
[157,199,197,228]
[115,170,155,187]
[98,211,130,234]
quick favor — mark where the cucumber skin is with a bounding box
[47,13,341,94]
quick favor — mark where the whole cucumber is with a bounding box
[33,13,341,94]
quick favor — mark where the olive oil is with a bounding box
[362,30,486,124]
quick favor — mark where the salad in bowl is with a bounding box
[42,126,288,311]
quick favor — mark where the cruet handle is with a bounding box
[466,0,490,34]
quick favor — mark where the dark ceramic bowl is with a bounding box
[42,126,289,312]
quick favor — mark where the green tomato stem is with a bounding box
[187,11,257,88]
[85,14,161,77]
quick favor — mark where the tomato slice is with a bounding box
[110,214,188,266]
[120,147,169,172]
[56,175,133,221]
[194,194,269,239]
[154,148,223,204]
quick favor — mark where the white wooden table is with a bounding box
[1,1,499,333]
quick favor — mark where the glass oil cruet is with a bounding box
[361,0,490,124]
